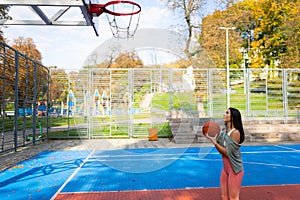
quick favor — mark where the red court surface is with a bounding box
[55,184,300,200]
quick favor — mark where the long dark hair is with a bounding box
[229,107,245,144]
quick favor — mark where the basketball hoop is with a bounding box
[89,1,141,39]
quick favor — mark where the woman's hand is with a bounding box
[204,133,217,145]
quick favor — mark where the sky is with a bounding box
[3,0,215,70]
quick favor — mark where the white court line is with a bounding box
[90,150,298,159]
[88,157,222,162]
[241,150,299,154]
[50,150,95,200]
[275,144,300,152]
[88,149,300,169]
[244,161,300,169]
[91,152,220,158]
[88,150,299,162]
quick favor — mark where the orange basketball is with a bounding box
[202,121,221,137]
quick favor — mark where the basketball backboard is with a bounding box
[0,0,99,36]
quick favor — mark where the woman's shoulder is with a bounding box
[230,129,241,143]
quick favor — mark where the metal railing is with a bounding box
[47,67,299,139]
[0,41,49,153]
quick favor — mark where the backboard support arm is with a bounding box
[0,0,99,36]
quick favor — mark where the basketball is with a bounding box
[202,121,221,137]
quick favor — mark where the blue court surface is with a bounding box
[0,144,299,200]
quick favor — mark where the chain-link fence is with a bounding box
[0,41,49,153]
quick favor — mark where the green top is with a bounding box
[217,130,243,174]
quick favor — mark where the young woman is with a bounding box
[205,107,245,200]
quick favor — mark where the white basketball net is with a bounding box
[105,2,141,39]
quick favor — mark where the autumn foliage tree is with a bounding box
[199,0,300,69]
[50,69,69,105]
[11,37,42,62]
[112,52,143,68]
[0,36,47,110]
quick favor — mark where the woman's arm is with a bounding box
[214,142,227,157]
[205,134,228,157]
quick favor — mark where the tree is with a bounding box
[233,0,300,69]
[9,37,45,106]
[112,52,143,68]
[279,1,300,68]
[246,0,293,68]
[0,5,11,41]
[165,0,206,63]
[167,58,191,69]
[199,0,300,69]
[11,37,42,62]
[199,3,243,68]
[164,0,238,66]
[50,69,69,104]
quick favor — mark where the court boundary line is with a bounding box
[50,150,95,200]
[275,144,300,152]
[88,157,223,162]
[243,161,300,169]
[83,147,300,163]
[90,149,298,158]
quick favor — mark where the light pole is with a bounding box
[239,47,248,94]
[220,26,235,108]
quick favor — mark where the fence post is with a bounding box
[128,68,133,138]
[13,51,19,152]
[283,69,288,123]
[208,69,213,117]
[169,68,173,118]
[246,68,251,117]
[32,62,37,145]
[46,67,50,140]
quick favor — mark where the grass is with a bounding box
[0,116,83,132]
[47,121,172,138]
[152,92,198,112]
